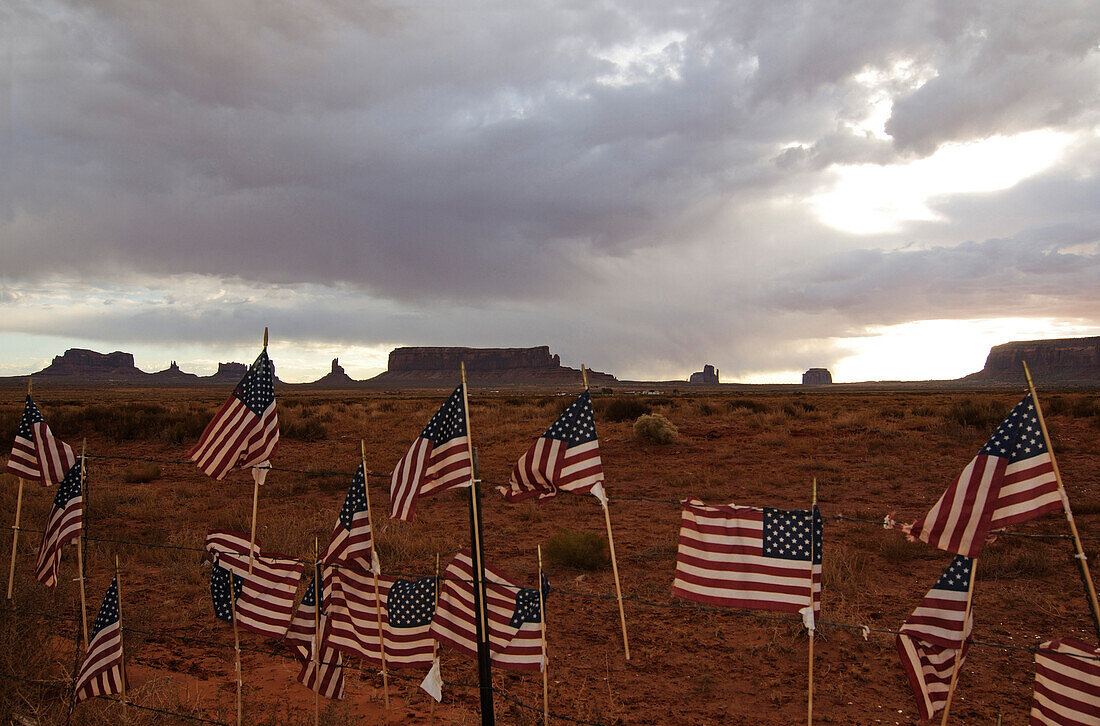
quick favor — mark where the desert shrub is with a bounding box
[757,429,791,447]
[727,398,767,413]
[282,416,328,441]
[598,397,651,423]
[633,414,678,444]
[946,398,1005,428]
[1045,395,1100,418]
[545,528,610,570]
[781,401,817,416]
[123,462,161,483]
[823,547,870,597]
[695,401,719,416]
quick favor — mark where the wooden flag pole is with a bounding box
[7,477,23,600]
[939,559,977,726]
[1023,361,1100,641]
[248,327,270,576]
[116,554,128,705]
[313,538,320,726]
[430,552,440,724]
[461,363,496,725]
[77,441,88,649]
[361,441,390,710]
[8,379,32,600]
[537,545,549,726]
[585,365,631,662]
[230,570,242,726]
[807,479,816,726]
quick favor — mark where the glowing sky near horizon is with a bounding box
[1,1,1097,384]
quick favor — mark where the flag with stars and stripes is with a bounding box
[5,395,76,487]
[896,555,975,721]
[389,385,472,522]
[74,576,126,703]
[498,390,606,503]
[205,530,303,638]
[34,460,83,590]
[321,463,379,573]
[209,555,244,623]
[1030,638,1100,726]
[429,551,548,672]
[324,566,436,669]
[906,393,1061,558]
[286,574,345,700]
[190,348,279,481]
[672,499,823,615]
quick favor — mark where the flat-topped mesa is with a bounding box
[37,349,145,379]
[211,362,248,380]
[388,346,561,372]
[802,368,833,385]
[966,336,1100,383]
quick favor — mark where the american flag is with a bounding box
[34,460,83,590]
[204,530,303,638]
[671,499,823,614]
[1031,638,1100,726]
[5,395,76,487]
[389,385,472,522]
[74,576,126,703]
[324,566,436,669]
[190,349,279,481]
[286,574,345,700]
[209,555,244,623]
[429,551,547,672]
[321,463,379,573]
[907,393,1061,557]
[499,390,605,503]
[896,555,974,722]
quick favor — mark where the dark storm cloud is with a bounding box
[1,0,1098,378]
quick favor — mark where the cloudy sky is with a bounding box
[2,0,1098,383]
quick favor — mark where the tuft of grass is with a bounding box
[545,528,610,570]
[946,398,1005,428]
[979,541,1054,579]
[879,535,927,564]
[727,398,767,414]
[633,414,678,444]
[123,462,162,483]
[598,397,651,423]
[282,416,328,441]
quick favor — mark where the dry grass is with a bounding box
[544,528,610,570]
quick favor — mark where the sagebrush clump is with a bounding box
[633,413,678,444]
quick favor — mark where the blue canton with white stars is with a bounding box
[15,396,45,438]
[979,393,1047,463]
[509,572,551,628]
[387,577,436,628]
[763,506,823,563]
[210,556,244,623]
[301,576,319,610]
[543,390,598,445]
[339,464,369,530]
[91,577,120,639]
[52,462,83,510]
[933,555,973,593]
[419,386,466,445]
[234,349,276,416]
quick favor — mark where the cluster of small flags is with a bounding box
[7,346,1099,722]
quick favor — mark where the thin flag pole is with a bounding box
[461,363,495,725]
[8,379,32,600]
[939,559,977,726]
[115,554,128,705]
[430,552,440,724]
[230,570,242,726]
[361,440,390,710]
[7,477,23,600]
[585,364,631,661]
[1024,361,1100,641]
[538,545,549,726]
[76,440,88,649]
[807,478,816,726]
[249,328,269,575]
[313,538,320,726]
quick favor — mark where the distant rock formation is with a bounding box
[802,368,833,385]
[37,349,145,380]
[689,364,720,384]
[369,346,615,387]
[211,362,248,381]
[311,357,356,387]
[150,361,198,382]
[965,336,1100,384]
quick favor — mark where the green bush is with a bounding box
[545,529,610,570]
[633,414,678,444]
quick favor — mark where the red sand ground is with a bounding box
[1,386,1099,725]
